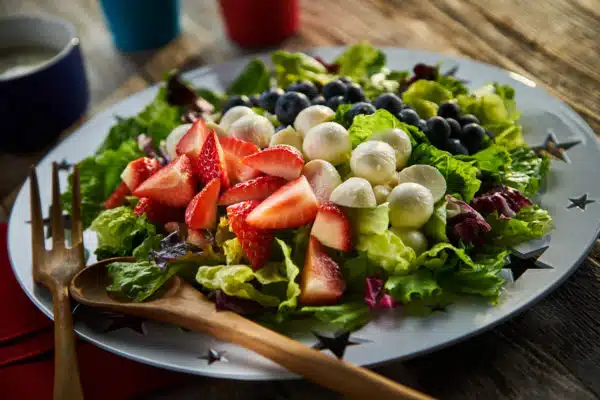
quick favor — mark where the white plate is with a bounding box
[8,47,600,380]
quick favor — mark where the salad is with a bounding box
[62,42,553,332]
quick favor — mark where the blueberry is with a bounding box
[275,92,311,126]
[249,95,261,107]
[339,76,353,84]
[446,118,462,139]
[323,80,348,100]
[417,119,428,133]
[402,104,414,111]
[346,83,366,103]
[425,116,451,147]
[347,102,376,123]
[437,102,460,120]
[222,95,252,114]
[398,109,420,126]
[287,80,319,99]
[259,88,284,114]
[445,138,469,155]
[460,123,487,154]
[311,95,327,106]
[325,95,346,111]
[459,114,480,127]
[373,93,403,115]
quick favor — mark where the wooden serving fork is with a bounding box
[30,163,84,400]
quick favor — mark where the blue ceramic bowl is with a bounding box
[0,14,89,153]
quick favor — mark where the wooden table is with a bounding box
[2,1,600,398]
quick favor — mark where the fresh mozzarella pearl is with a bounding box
[391,228,428,255]
[229,114,275,148]
[293,105,335,137]
[373,185,391,204]
[269,126,304,153]
[165,123,192,159]
[350,140,396,185]
[302,159,342,203]
[219,106,255,132]
[388,182,434,229]
[371,128,412,169]
[396,164,447,203]
[329,177,377,208]
[303,122,351,165]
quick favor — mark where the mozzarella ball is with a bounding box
[388,182,434,229]
[350,140,397,185]
[303,122,351,165]
[165,123,192,159]
[371,128,412,169]
[294,105,335,137]
[329,177,377,208]
[269,126,303,153]
[302,159,342,203]
[373,185,391,205]
[396,164,447,203]
[391,228,428,255]
[219,106,255,132]
[229,114,275,148]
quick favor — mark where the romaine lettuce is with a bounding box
[106,260,179,302]
[271,51,332,88]
[334,41,386,80]
[356,230,416,275]
[300,302,371,332]
[347,202,390,235]
[226,59,271,95]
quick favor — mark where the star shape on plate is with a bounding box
[72,304,146,335]
[567,194,595,211]
[198,349,227,365]
[503,248,552,282]
[56,159,73,171]
[531,131,581,162]
[312,331,371,359]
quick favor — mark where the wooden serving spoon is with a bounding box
[69,257,434,400]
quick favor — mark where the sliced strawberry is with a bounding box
[246,176,319,229]
[218,175,287,206]
[242,145,304,180]
[104,182,131,209]
[133,197,185,224]
[196,131,230,189]
[219,136,261,184]
[310,202,353,251]
[176,119,210,158]
[187,228,213,250]
[299,236,346,305]
[121,157,161,191]
[133,155,197,207]
[185,178,221,230]
[227,200,274,270]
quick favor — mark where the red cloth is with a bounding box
[0,223,192,399]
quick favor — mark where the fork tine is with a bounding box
[70,165,83,247]
[29,167,46,266]
[51,162,65,249]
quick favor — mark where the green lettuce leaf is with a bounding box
[223,238,244,265]
[356,230,416,275]
[410,143,481,201]
[423,200,449,243]
[347,202,390,235]
[436,74,469,97]
[342,253,385,292]
[226,59,271,95]
[347,109,427,148]
[300,302,371,332]
[457,145,511,180]
[132,234,163,260]
[502,147,550,196]
[106,260,180,302]
[275,238,302,314]
[334,41,386,79]
[196,87,226,109]
[62,139,144,227]
[90,206,158,260]
[254,263,288,285]
[271,51,332,88]
[402,80,453,117]
[361,69,408,100]
[484,205,553,248]
[333,103,354,127]
[385,270,442,304]
[195,265,281,307]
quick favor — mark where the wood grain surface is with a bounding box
[1,0,600,399]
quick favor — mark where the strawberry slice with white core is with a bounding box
[219,136,261,184]
[175,119,210,158]
[299,236,346,306]
[134,197,185,224]
[245,176,319,229]
[310,202,353,251]
[227,200,274,270]
[218,175,287,206]
[121,157,162,191]
[133,155,197,207]
[185,178,221,230]
[242,145,304,180]
[196,130,230,189]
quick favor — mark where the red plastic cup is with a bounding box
[219,0,299,47]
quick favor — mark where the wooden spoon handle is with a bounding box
[147,284,435,400]
[52,285,84,400]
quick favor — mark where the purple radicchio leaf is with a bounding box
[137,134,167,165]
[446,195,491,247]
[314,56,341,74]
[149,231,190,270]
[470,184,532,219]
[365,277,400,309]
[166,74,214,123]
[208,290,264,316]
[400,63,439,92]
